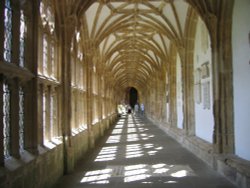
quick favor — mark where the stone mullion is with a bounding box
[37,29,43,75]
[61,27,73,146]
[47,38,52,77]
[56,86,62,139]
[84,92,87,126]
[10,78,20,158]
[0,76,4,165]
[75,91,79,130]
[23,81,38,154]
[37,84,44,145]
[75,91,78,129]
[87,57,95,148]
[97,75,102,122]
[46,86,51,141]
[79,92,83,128]
[11,2,20,66]
[52,87,59,138]
[22,1,35,72]
[70,90,74,131]
[22,0,39,155]
[50,86,55,139]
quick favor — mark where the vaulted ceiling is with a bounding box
[83,0,190,90]
[55,0,231,92]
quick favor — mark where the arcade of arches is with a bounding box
[0,0,250,187]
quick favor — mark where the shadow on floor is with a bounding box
[54,115,237,188]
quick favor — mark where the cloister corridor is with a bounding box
[1,0,250,188]
[54,114,236,188]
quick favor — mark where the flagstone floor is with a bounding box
[54,115,237,188]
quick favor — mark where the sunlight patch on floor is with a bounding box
[94,146,117,162]
[80,164,196,184]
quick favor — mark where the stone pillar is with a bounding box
[58,14,78,174]
[169,47,177,127]
[207,10,234,154]
[98,75,104,136]
[178,46,195,136]
[185,47,196,136]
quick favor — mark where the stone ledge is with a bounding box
[216,155,250,188]
[224,156,250,177]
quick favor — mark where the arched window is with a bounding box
[70,30,87,133]
[38,0,59,144]
[39,0,56,78]
[4,0,12,63]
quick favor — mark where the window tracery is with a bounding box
[38,1,59,144]
[70,29,88,133]
[39,1,55,33]
[4,0,12,63]
[42,34,48,75]
[39,0,57,78]
[19,87,24,152]
[3,83,11,159]
[19,10,26,67]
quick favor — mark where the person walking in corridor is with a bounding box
[140,103,144,116]
[134,103,139,116]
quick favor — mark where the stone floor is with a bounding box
[54,115,237,188]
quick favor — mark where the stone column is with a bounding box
[169,47,177,127]
[97,74,104,136]
[207,11,234,154]
[59,14,77,173]
[178,46,195,136]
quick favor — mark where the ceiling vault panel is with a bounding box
[62,0,193,91]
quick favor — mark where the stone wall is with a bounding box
[0,115,117,188]
[149,117,250,188]
[0,145,64,188]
